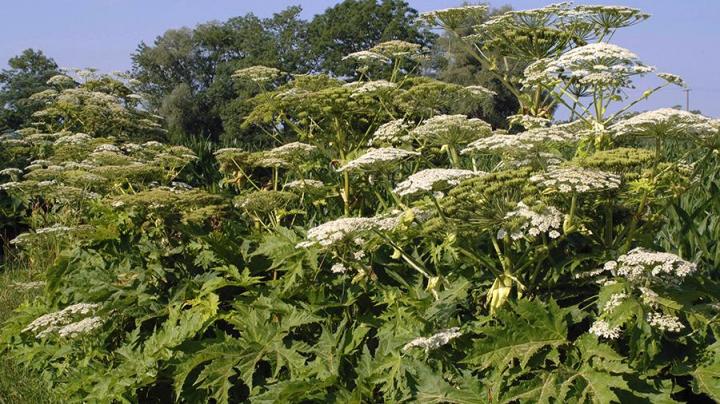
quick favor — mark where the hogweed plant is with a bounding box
[1,3,720,403]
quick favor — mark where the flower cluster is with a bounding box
[254,142,318,168]
[604,247,697,284]
[337,148,420,173]
[497,202,563,240]
[410,114,492,147]
[351,80,397,96]
[507,114,552,130]
[10,224,79,246]
[0,167,23,180]
[297,216,399,249]
[465,85,496,97]
[589,319,621,340]
[646,312,684,333]
[342,51,390,65]
[232,66,283,83]
[367,119,412,146]
[602,293,627,313]
[369,40,421,58]
[57,316,104,338]
[524,43,653,88]
[54,133,92,145]
[283,179,325,192]
[402,327,462,352]
[11,281,46,290]
[609,108,719,138]
[22,303,101,339]
[530,167,621,193]
[462,127,579,155]
[419,5,488,29]
[657,72,686,87]
[330,262,349,274]
[394,169,481,198]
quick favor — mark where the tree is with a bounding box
[131,7,310,143]
[0,49,61,131]
[307,0,436,76]
[429,4,519,128]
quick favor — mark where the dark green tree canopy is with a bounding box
[307,0,436,76]
[0,49,61,131]
[131,7,310,142]
[130,2,441,143]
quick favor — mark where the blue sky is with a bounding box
[1,1,718,116]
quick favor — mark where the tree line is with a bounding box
[0,0,516,144]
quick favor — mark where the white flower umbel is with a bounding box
[394,169,481,198]
[330,263,349,274]
[284,179,325,192]
[342,50,391,65]
[10,224,77,246]
[369,40,421,58]
[646,312,684,333]
[297,216,399,249]
[589,320,621,340]
[232,66,282,83]
[57,316,104,338]
[420,5,488,28]
[639,287,659,306]
[254,142,317,168]
[573,5,649,29]
[46,74,75,87]
[351,80,397,96]
[11,281,46,290]
[402,327,462,352]
[93,144,121,153]
[530,167,621,193]
[610,108,719,139]
[507,114,552,130]
[462,127,579,155]
[612,247,697,284]
[603,293,627,313]
[411,114,492,147]
[524,43,653,88]
[465,85,496,97]
[368,119,412,146]
[54,133,91,145]
[337,148,419,173]
[497,202,564,240]
[0,167,23,180]
[657,73,686,87]
[22,303,101,339]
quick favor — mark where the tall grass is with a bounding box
[0,260,57,404]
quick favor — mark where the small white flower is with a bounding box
[530,167,621,194]
[646,312,684,332]
[337,148,420,173]
[610,108,718,138]
[614,248,696,284]
[232,65,283,83]
[331,263,349,274]
[603,293,627,313]
[402,327,462,352]
[394,168,482,198]
[589,320,621,339]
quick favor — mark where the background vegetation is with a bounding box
[1,1,720,403]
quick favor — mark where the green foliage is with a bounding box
[307,0,435,76]
[2,3,720,403]
[0,49,61,131]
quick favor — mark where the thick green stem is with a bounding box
[605,200,613,247]
[447,145,461,169]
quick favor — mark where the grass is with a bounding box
[0,259,57,404]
